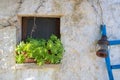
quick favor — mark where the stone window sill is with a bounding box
[14,63,60,70]
[12,63,60,80]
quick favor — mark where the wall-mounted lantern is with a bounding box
[96,35,109,58]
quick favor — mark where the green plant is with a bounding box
[16,53,25,64]
[15,34,64,65]
[15,41,26,64]
[46,35,64,64]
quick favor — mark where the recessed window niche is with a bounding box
[22,16,60,41]
[15,15,63,66]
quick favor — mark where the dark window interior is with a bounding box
[22,17,60,41]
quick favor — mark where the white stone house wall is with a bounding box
[0,0,120,80]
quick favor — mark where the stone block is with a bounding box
[15,64,59,80]
[0,70,15,80]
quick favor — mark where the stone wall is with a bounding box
[0,0,120,80]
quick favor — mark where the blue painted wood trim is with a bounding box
[101,25,114,80]
[109,40,120,45]
[111,65,120,69]
[105,54,114,80]
[101,24,107,36]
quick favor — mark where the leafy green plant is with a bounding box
[15,34,64,65]
[16,53,25,64]
[46,35,64,64]
[15,41,26,64]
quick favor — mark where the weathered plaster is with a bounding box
[0,0,120,80]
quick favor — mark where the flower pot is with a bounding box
[24,58,36,63]
[45,61,51,64]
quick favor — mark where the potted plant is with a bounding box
[15,34,64,65]
[15,41,36,63]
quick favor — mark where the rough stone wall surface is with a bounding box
[0,27,16,80]
[0,0,120,80]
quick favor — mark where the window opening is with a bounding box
[22,17,60,41]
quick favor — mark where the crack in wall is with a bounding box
[97,0,104,24]
[87,0,100,27]
[0,19,11,28]
[0,0,23,28]
[16,0,23,14]
[8,0,24,27]
[89,0,104,25]
[35,0,46,13]
[73,0,83,11]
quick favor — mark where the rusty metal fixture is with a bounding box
[96,49,108,58]
[96,35,109,58]
[98,35,109,45]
